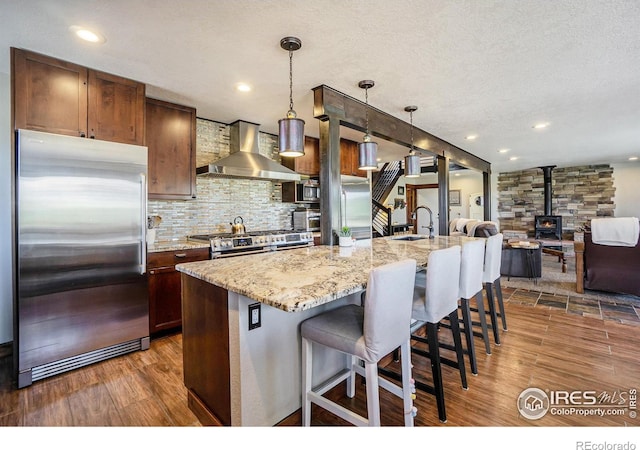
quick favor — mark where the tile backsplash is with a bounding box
[148,118,297,241]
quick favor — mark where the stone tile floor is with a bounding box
[503,286,640,325]
[500,253,640,325]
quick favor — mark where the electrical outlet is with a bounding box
[248,303,261,330]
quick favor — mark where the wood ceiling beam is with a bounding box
[312,84,491,174]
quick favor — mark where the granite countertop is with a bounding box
[175,235,476,313]
[147,239,210,253]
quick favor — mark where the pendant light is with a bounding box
[278,36,305,157]
[404,105,421,178]
[357,80,378,170]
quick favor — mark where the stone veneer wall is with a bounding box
[497,164,615,238]
[148,118,298,242]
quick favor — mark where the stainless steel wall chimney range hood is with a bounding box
[196,120,301,182]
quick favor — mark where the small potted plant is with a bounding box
[338,226,353,247]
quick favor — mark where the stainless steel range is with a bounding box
[188,230,314,258]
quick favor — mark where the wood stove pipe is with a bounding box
[539,165,556,216]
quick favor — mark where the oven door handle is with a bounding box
[212,248,270,259]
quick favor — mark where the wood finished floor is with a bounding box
[1,288,638,427]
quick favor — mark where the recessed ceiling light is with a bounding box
[69,26,106,44]
[498,148,510,153]
[465,135,477,140]
[532,122,549,129]
[376,157,382,162]
[236,83,252,92]
[629,156,638,161]
[509,156,518,161]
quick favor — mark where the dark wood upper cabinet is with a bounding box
[12,48,145,145]
[340,138,368,177]
[12,48,88,138]
[88,70,145,145]
[146,98,197,199]
[281,136,320,176]
[281,136,368,177]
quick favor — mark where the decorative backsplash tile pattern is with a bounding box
[498,164,615,238]
[148,118,297,241]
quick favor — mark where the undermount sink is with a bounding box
[392,235,428,241]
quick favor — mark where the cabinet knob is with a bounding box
[80,132,86,138]
[150,270,155,274]
[175,253,187,258]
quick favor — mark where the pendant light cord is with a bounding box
[410,109,414,152]
[365,87,370,134]
[289,50,294,112]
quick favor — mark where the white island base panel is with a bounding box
[227,291,361,426]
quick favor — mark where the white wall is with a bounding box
[448,172,484,220]
[0,71,12,344]
[612,162,640,218]
[384,170,485,227]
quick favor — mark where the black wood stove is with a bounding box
[534,166,562,241]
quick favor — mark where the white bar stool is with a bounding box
[483,233,507,345]
[439,239,492,373]
[409,245,465,423]
[301,259,417,427]
[458,239,491,373]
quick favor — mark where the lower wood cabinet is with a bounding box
[147,247,209,335]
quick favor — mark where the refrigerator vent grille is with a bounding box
[30,339,144,382]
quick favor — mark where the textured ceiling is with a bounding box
[1,0,639,173]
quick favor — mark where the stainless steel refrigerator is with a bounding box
[15,129,149,388]
[340,176,373,240]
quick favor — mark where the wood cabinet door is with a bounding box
[88,70,145,145]
[300,136,320,176]
[340,139,367,178]
[12,48,88,137]
[147,248,209,335]
[340,138,368,176]
[340,138,354,176]
[352,143,369,178]
[281,136,320,176]
[296,136,320,175]
[146,98,196,199]
[148,266,182,334]
[148,267,182,333]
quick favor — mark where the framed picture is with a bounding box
[398,186,405,195]
[449,189,461,206]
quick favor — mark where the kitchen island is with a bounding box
[176,235,476,426]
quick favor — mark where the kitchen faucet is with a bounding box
[411,205,435,239]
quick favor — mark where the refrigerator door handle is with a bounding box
[140,173,147,275]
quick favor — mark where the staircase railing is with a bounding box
[372,199,392,237]
[369,161,402,237]
[372,160,401,203]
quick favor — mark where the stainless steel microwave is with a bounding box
[282,181,320,203]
